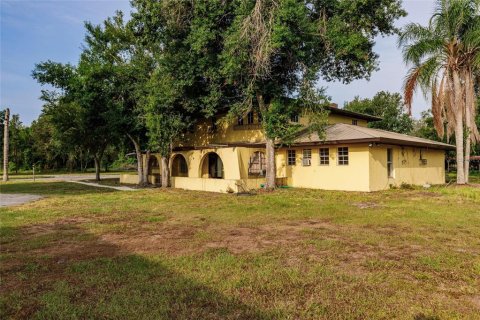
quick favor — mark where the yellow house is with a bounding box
[120,105,454,192]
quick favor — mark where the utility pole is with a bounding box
[3,108,10,182]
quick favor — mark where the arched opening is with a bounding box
[248,151,266,176]
[171,154,188,177]
[148,156,160,175]
[200,152,224,179]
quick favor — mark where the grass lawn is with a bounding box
[1,179,479,319]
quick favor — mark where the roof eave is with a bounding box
[289,137,455,150]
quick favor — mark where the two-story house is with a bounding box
[121,104,454,192]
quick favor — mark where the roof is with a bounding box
[213,101,382,122]
[326,106,382,122]
[292,123,455,150]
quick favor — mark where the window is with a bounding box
[247,112,254,124]
[248,151,266,176]
[338,147,349,165]
[319,148,329,165]
[352,119,358,125]
[258,112,262,123]
[302,149,312,166]
[287,150,296,166]
[387,148,393,178]
[290,114,299,123]
[419,149,427,166]
[237,116,244,126]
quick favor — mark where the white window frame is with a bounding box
[337,147,349,166]
[287,150,296,166]
[302,149,312,166]
[319,148,329,165]
[387,148,393,178]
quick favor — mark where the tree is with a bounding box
[9,114,25,173]
[29,113,70,171]
[83,12,153,185]
[399,0,480,184]
[222,0,406,189]
[413,111,443,141]
[33,53,120,181]
[131,0,236,187]
[344,91,414,134]
[2,108,9,181]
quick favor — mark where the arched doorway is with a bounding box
[171,154,188,177]
[200,152,224,179]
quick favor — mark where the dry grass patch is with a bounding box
[1,180,479,319]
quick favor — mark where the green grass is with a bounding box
[1,180,479,319]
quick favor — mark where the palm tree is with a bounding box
[399,0,480,184]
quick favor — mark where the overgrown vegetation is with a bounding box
[1,179,479,319]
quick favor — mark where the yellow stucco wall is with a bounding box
[179,112,369,147]
[130,144,446,192]
[170,147,266,193]
[119,173,160,185]
[172,147,242,179]
[119,174,138,184]
[181,117,264,146]
[275,145,371,191]
[369,146,446,191]
[171,177,239,193]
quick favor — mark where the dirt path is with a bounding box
[9,173,120,182]
[0,194,43,207]
[70,180,137,191]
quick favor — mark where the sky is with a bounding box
[1,0,435,125]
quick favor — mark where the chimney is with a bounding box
[330,103,338,108]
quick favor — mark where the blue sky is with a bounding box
[1,0,434,125]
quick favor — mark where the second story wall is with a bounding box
[180,112,265,147]
[178,109,374,147]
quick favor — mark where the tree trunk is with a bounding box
[452,71,465,185]
[464,131,471,184]
[463,70,476,184]
[161,156,170,188]
[265,137,276,189]
[143,150,150,185]
[454,115,465,184]
[14,147,18,174]
[3,108,10,182]
[256,92,276,189]
[94,155,101,181]
[127,134,145,186]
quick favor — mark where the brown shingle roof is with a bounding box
[292,123,455,150]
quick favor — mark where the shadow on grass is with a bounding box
[0,181,116,196]
[0,222,271,320]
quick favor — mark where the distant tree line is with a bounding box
[0,110,132,173]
